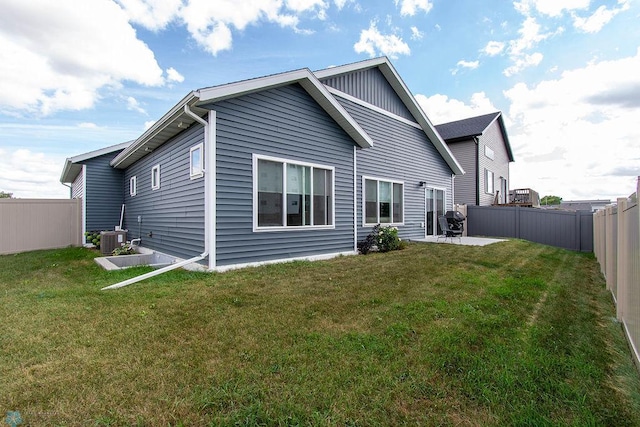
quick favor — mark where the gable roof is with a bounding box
[314,57,464,175]
[435,112,514,162]
[111,68,373,169]
[60,141,132,183]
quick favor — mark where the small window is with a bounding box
[190,143,203,179]
[485,146,495,160]
[151,164,160,190]
[485,169,494,194]
[363,177,404,226]
[129,176,137,196]
[254,154,334,230]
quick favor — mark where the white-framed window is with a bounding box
[253,154,334,231]
[190,143,203,179]
[363,176,404,226]
[485,169,494,194]
[484,145,495,160]
[129,176,137,196]
[151,164,160,190]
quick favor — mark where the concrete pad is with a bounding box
[414,236,507,247]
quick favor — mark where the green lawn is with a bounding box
[1,240,639,426]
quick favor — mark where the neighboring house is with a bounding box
[60,141,131,238]
[540,199,611,212]
[435,112,514,206]
[60,57,463,271]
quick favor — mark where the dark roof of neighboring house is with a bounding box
[435,111,514,162]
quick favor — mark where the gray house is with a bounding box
[60,141,131,237]
[435,112,514,206]
[61,57,463,271]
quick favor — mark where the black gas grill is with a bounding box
[444,210,465,232]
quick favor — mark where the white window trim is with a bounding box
[485,169,494,194]
[151,164,160,190]
[190,143,204,180]
[252,153,336,232]
[362,175,405,227]
[129,175,137,196]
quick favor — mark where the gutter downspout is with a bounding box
[474,137,480,206]
[101,104,213,290]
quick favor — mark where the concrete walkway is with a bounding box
[414,236,507,247]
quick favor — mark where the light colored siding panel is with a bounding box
[478,122,510,206]
[71,171,83,199]
[321,68,414,121]
[447,139,477,205]
[123,124,205,260]
[83,153,125,231]
[214,84,355,267]
[339,98,454,241]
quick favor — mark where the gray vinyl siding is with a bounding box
[212,84,356,267]
[82,153,124,231]
[123,125,205,260]
[337,98,454,241]
[478,122,510,206]
[447,139,477,205]
[71,169,83,199]
[320,68,414,121]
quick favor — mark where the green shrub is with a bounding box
[358,224,402,254]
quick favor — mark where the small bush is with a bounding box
[84,231,102,249]
[112,244,136,256]
[358,224,401,254]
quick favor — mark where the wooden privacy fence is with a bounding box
[466,205,593,252]
[0,199,82,255]
[594,178,640,371]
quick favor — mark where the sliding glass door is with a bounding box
[425,188,445,236]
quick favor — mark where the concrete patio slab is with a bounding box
[414,236,507,246]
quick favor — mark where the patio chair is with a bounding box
[437,215,463,243]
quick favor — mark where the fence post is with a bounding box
[616,197,627,320]
[575,211,581,251]
[515,206,520,239]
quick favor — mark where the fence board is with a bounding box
[466,205,593,252]
[0,199,82,255]
[594,178,640,373]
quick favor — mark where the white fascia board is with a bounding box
[197,68,373,149]
[110,92,200,168]
[61,140,133,183]
[313,57,388,79]
[376,62,465,176]
[315,57,465,176]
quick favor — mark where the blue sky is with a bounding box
[1,0,639,201]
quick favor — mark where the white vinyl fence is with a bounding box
[0,199,82,255]
[594,178,640,371]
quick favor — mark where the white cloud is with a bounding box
[0,0,165,115]
[514,0,590,17]
[0,149,68,198]
[165,67,185,83]
[484,41,505,56]
[410,26,424,40]
[572,1,630,33]
[395,0,433,16]
[451,60,480,76]
[504,48,640,199]
[503,52,543,76]
[354,21,410,59]
[126,96,147,115]
[77,122,98,129]
[178,0,326,56]
[144,120,156,130]
[416,92,498,125]
[115,0,182,30]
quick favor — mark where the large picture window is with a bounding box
[254,155,334,230]
[364,177,403,225]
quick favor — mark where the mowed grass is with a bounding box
[1,240,639,426]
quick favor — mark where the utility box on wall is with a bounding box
[101,230,127,255]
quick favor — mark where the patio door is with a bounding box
[425,188,445,237]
